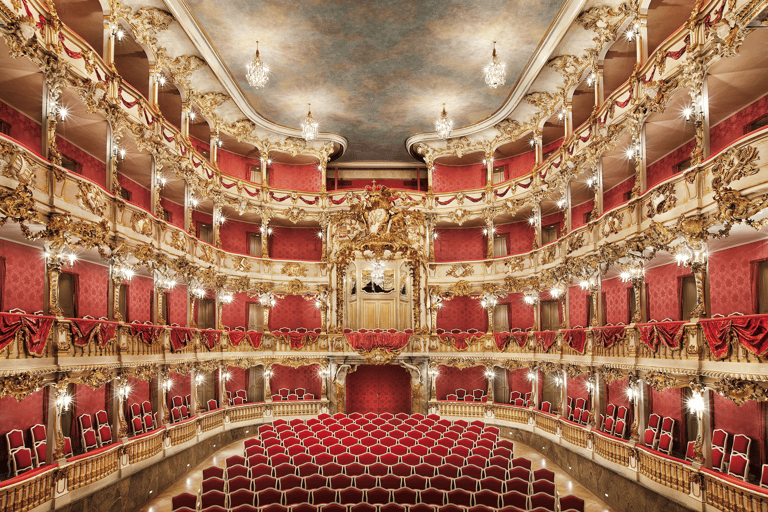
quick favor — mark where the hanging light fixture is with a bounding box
[370,260,386,287]
[301,103,319,141]
[245,41,269,88]
[434,103,453,139]
[484,42,506,89]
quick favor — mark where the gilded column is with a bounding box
[264,364,273,402]
[213,202,223,249]
[45,253,64,318]
[41,79,62,166]
[690,261,708,318]
[261,220,270,259]
[319,213,330,262]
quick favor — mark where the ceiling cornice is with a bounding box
[162,0,349,158]
[404,0,588,157]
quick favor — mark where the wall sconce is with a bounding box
[154,70,167,88]
[188,197,199,208]
[263,369,273,379]
[687,390,706,417]
[220,370,230,382]
[116,380,132,401]
[625,381,639,403]
[112,262,135,281]
[162,378,172,393]
[625,14,640,41]
[429,368,439,379]
[683,98,704,123]
[156,173,168,187]
[484,369,495,380]
[45,251,77,268]
[195,374,205,387]
[482,227,497,236]
[109,20,125,41]
[218,290,233,304]
[318,367,330,378]
[625,135,641,162]
[191,285,207,299]
[620,260,644,283]
[526,370,538,382]
[523,291,539,305]
[674,241,707,267]
[260,226,274,236]
[56,390,73,412]
[480,295,498,309]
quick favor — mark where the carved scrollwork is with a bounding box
[446,263,474,278]
[281,262,308,278]
[645,182,678,218]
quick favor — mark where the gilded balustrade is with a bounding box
[431,401,486,419]
[0,465,56,512]
[229,403,265,423]
[123,428,165,465]
[270,400,323,417]
[199,409,226,433]
[560,420,589,448]
[704,471,768,512]
[533,411,559,435]
[167,419,197,446]
[493,404,530,425]
[637,448,694,494]
[593,432,632,467]
[64,444,121,492]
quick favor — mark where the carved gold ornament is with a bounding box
[446,263,474,278]
[281,262,308,277]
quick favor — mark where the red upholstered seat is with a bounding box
[329,474,353,490]
[338,487,364,504]
[419,488,446,506]
[460,464,484,480]
[380,452,400,466]
[393,487,418,504]
[349,504,376,512]
[414,463,436,478]
[311,487,336,505]
[230,489,256,508]
[201,490,227,509]
[380,505,407,512]
[274,463,296,478]
[502,490,528,509]
[320,462,343,477]
[284,488,310,506]
[172,493,198,511]
[279,474,302,491]
[228,465,249,479]
[392,462,412,477]
[508,467,531,482]
[250,464,273,479]
[437,463,460,479]
[366,487,390,504]
[448,488,473,507]
[379,474,403,489]
[729,453,750,480]
[505,477,529,494]
[530,492,557,511]
[430,475,453,491]
[315,453,334,466]
[532,479,556,496]
[11,448,34,476]
[229,476,252,493]
[354,474,377,489]
[454,475,478,492]
[298,462,320,477]
[485,465,508,481]
[559,494,585,512]
[345,462,366,477]
[480,476,504,493]
[369,462,389,477]
[404,474,428,490]
[257,488,283,507]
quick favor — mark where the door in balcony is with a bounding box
[346,364,411,415]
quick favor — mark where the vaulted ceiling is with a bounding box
[185,0,566,163]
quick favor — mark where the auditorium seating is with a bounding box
[508,391,531,407]
[173,413,592,511]
[444,389,487,402]
[272,388,316,401]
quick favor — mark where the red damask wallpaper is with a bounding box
[501,151,535,181]
[57,138,107,189]
[710,93,768,155]
[567,374,590,409]
[270,227,322,261]
[72,259,109,319]
[541,211,564,240]
[571,199,594,230]
[602,277,629,325]
[127,274,153,323]
[605,378,631,424]
[271,364,321,398]
[436,365,486,401]
[160,198,185,230]
[218,147,260,182]
[649,387,686,452]
[0,390,45,472]
[645,262,690,321]
[542,137,564,156]
[507,368,532,401]
[330,178,425,191]
[603,176,635,212]
[269,294,320,331]
[220,291,247,330]
[507,293,534,330]
[436,296,487,332]
[122,376,150,421]
[0,100,42,155]
[646,139,696,189]
[709,239,768,316]
[432,163,485,193]
[434,228,484,262]
[166,372,191,411]
[0,239,45,313]
[496,221,536,256]
[117,174,151,212]
[225,366,248,398]
[166,284,187,326]
[220,217,252,256]
[568,286,589,328]
[712,393,766,478]
[72,383,107,453]
[269,163,322,192]
[347,365,411,414]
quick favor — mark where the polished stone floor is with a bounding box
[136,435,618,512]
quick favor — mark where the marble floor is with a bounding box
[136,436,618,512]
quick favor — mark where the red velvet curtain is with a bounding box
[0,256,5,312]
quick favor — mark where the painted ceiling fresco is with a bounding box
[187,0,566,162]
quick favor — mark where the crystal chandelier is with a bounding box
[484,42,506,89]
[301,103,319,141]
[370,260,385,287]
[434,104,453,139]
[245,41,269,88]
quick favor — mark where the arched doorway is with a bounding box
[346,365,411,415]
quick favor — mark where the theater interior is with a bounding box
[1,0,768,511]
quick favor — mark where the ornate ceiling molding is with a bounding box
[161,0,348,157]
[405,0,589,154]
